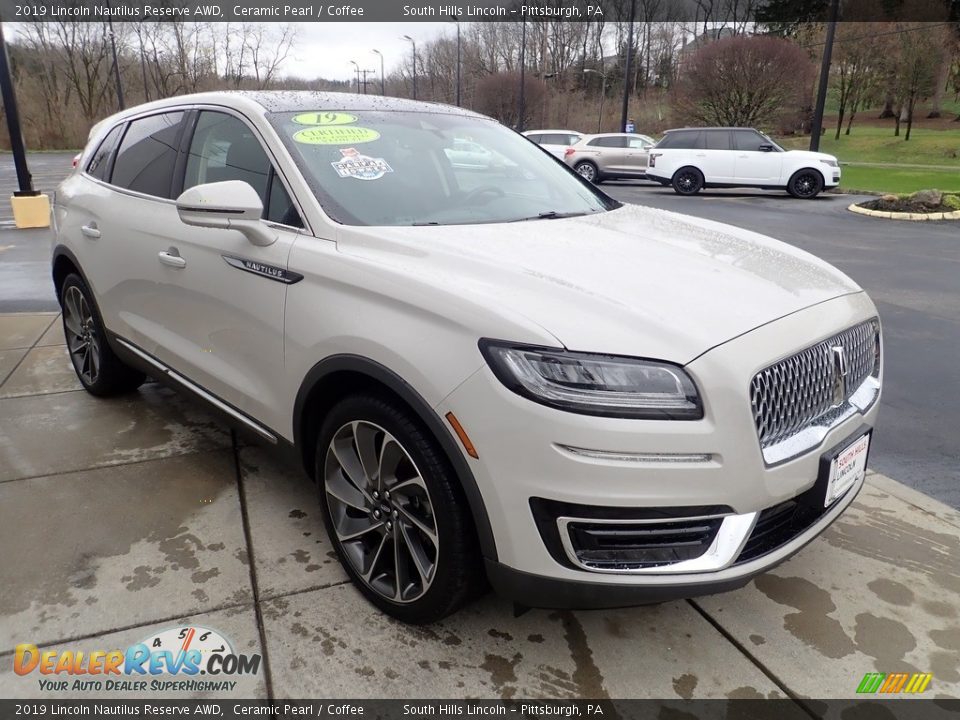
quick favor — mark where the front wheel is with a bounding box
[60,273,145,396]
[787,169,824,199]
[316,394,482,624]
[672,167,704,195]
[574,161,599,183]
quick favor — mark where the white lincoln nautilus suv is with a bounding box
[52,92,882,623]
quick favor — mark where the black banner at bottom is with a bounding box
[1,699,958,720]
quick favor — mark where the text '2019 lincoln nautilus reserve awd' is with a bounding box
[52,92,882,624]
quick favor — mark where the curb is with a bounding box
[848,203,960,221]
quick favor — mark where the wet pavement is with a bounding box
[1,311,958,701]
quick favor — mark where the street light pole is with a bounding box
[349,60,360,93]
[0,19,35,196]
[620,0,636,133]
[518,19,527,131]
[809,0,840,152]
[372,49,385,95]
[584,69,607,133]
[451,17,461,106]
[106,14,125,110]
[402,35,417,99]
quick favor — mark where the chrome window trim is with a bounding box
[556,512,756,575]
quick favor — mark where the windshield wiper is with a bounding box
[509,210,592,222]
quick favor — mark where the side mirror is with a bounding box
[758,144,774,152]
[176,180,276,247]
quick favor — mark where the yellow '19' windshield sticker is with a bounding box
[293,126,380,145]
[292,112,358,126]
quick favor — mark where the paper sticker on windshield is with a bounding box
[293,126,379,145]
[331,148,393,180]
[292,112,358,126]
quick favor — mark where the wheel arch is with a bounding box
[788,166,828,187]
[51,245,88,303]
[293,354,498,561]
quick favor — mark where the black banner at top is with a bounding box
[0,0,956,22]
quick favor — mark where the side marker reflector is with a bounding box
[445,412,478,459]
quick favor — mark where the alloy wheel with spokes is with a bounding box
[63,285,101,386]
[575,161,598,183]
[672,167,703,195]
[789,170,823,199]
[324,420,439,604]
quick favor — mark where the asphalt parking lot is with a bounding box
[2,312,959,702]
[1,153,959,704]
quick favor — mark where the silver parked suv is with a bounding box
[563,132,656,183]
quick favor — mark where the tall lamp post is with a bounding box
[106,15,125,110]
[620,0,636,132]
[371,49,385,95]
[449,17,461,106]
[401,35,417,99]
[518,19,527,131]
[583,68,608,133]
[349,60,360,93]
[809,0,840,151]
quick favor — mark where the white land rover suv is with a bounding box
[53,93,880,623]
[647,127,841,198]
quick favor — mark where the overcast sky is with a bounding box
[286,23,453,82]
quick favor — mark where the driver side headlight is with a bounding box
[479,340,703,420]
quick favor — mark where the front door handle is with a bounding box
[158,250,187,269]
[81,223,100,239]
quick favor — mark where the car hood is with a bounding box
[784,149,838,163]
[336,204,861,363]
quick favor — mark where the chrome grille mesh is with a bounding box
[750,320,880,449]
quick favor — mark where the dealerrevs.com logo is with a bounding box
[14,626,261,693]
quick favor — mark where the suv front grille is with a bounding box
[750,320,880,452]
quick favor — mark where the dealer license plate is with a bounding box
[825,434,869,507]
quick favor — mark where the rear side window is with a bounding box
[86,124,124,181]
[526,134,542,144]
[703,130,731,150]
[541,133,579,145]
[588,137,626,148]
[656,130,700,149]
[111,112,185,198]
[733,130,767,151]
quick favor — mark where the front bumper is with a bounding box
[436,293,880,599]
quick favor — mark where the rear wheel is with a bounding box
[59,273,145,396]
[787,169,824,199]
[316,393,482,624]
[672,167,704,195]
[574,161,599,183]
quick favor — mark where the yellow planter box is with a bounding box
[11,194,51,229]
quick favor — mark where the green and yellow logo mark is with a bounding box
[292,126,380,145]
[292,112,358,126]
[856,672,932,694]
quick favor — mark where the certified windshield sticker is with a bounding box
[292,112,358,126]
[331,148,393,180]
[293,126,379,145]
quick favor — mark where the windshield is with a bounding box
[268,110,617,226]
[760,132,785,152]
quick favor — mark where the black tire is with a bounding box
[787,169,824,199]
[59,273,145,397]
[672,167,704,195]
[574,161,600,184]
[315,393,483,624]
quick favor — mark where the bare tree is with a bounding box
[672,35,815,128]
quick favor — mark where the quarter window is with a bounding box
[110,112,185,198]
[86,124,124,181]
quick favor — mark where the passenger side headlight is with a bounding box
[479,340,703,420]
[820,159,839,167]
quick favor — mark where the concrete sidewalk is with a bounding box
[0,312,957,702]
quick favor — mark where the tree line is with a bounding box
[2,8,959,149]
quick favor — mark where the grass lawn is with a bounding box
[779,126,960,167]
[838,165,960,194]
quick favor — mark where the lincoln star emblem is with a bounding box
[831,345,848,406]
